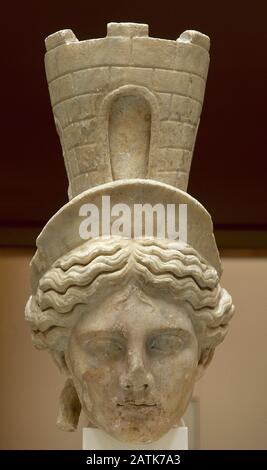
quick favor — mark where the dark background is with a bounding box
[1,0,266,248]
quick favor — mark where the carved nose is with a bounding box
[119,352,153,391]
[122,380,149,391]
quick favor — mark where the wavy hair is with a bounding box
[25,237,234,430]
[26,237,234,362]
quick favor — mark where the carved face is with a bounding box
[66,284,200,443]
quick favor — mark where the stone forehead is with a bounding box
[74,285,193,334]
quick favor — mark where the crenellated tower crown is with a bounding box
[45,23,210,199]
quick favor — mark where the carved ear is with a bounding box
[56,378,81,432]
[196,348,215,381]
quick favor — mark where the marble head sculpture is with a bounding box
[25,23,234,443]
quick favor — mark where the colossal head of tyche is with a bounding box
[25,23,234,443]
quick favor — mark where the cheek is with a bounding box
[82,366,118,392]
[151,348,198,398]
[68,338,123,398]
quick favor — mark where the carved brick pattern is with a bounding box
[45,28,209,197]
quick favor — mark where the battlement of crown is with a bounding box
[44,23,210,199]
[44,23,210,84]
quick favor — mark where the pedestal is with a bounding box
[83,426,188,450]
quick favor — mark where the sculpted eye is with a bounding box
[147,331,189,355]
[82,337,125,361]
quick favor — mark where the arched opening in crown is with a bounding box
[97,85,160,183]
[108,94,151,180]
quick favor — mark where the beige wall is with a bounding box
[196,257,267,449]
[0,248,266,449]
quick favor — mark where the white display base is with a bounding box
[83,426,188,450]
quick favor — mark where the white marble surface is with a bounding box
[83,426,188,450]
